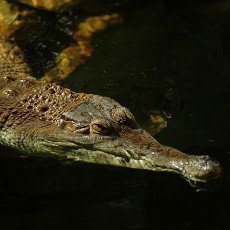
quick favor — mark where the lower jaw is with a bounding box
[63,148,221,185]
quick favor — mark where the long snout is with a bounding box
[94,129,222,183]
[143,145,222,183]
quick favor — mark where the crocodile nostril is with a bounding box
[186,155,222,182]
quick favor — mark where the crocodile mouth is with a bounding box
[66,147,222,185]
[35,94,221,185]
[40,131,222,185]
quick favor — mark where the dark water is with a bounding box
[1,0,230,229]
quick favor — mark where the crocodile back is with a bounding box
[0,35,31,85]
[0,35,38,108]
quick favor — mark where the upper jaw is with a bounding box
[87,129,222,184]
[44,128,222,184]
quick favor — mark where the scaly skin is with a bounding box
[0,35,222,184]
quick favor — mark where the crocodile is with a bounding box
[0,34,222,185]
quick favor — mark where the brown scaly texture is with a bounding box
[0,35,92,152]
[0,35,33,108]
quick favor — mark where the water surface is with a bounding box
[0,1,230,229]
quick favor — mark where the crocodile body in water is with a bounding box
[0,35,222,184]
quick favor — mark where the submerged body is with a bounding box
[0,36,222,184]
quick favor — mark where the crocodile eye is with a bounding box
[118,117,137,128]
[66,121,90,134]
[91,121,113,135]
[111,107,138,129]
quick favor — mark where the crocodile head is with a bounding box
[39,95,222,184]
